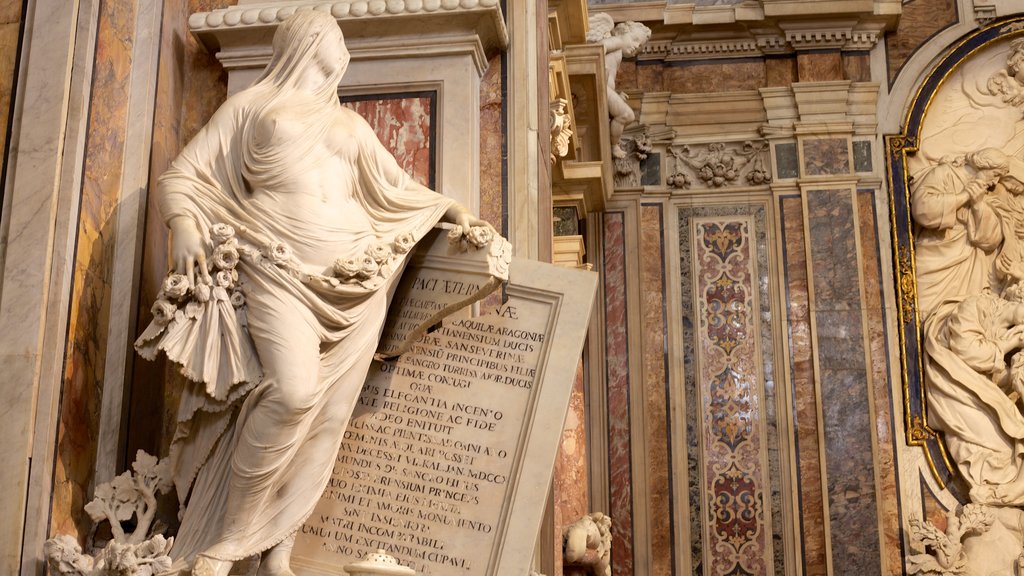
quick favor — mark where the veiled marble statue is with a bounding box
[586,13,651,159]
[133,11,489,576]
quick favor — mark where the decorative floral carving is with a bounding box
[906,505,995,576]
[550,98,573,164]
[563,512,612,576]
[44,451,174,576]
[669,141,772,189]
[613,133,653,189]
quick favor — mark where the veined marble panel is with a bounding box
[55,0,140,540]
[806,188,881,576]
[342,92,435,189]
[640,204,674,574]
[603,211,635,576]
[779,195,826,576]
[802,138,850,177]
[856,189,903,576]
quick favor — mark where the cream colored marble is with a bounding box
[136,12,489,576]
[0,0,101,572]
[586,14,650,160]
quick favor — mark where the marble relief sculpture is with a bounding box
[907,34,1024,575]
[586,13,651,159]
[132,11,491,576]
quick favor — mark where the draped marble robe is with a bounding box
[135,12,455,568]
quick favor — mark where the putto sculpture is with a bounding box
[132,10,491,576]
[586,13,651,159]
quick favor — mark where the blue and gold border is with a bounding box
[889,16,1024,491]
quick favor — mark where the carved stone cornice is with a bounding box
[189,0,508,75]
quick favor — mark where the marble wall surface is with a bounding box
[0,0,21,176]
[54,0,142,540]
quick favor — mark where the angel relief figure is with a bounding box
[586,13,651,159]
[132,11,493,576]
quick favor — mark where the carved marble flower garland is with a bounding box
[152,224,500,319]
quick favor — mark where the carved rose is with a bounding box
[447,225,465,244]
[368,242,392,264]
[230,290,246,308]
[333,257,361,280]
[214,270,233,288]
[212,244,239,270]
[265,241,292,265]
[162,274,189,299]
[465,226,493,248]
[210,223,235,244]
[393,232,415,254]
[194,282,211,303]
[358,255,379,279]
[151,299,177,326]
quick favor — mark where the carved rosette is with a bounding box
[668,141,772,190]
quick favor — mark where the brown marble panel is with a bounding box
[0,0,21,23]
[802,138,850,177]
[807,188,881,576]
[886,0,957,83]
[780,195,826,576]
[766,56,797,87]
[54,0,140,541]
[478,54,503,311]
[603,212,634,576]
[0,21,19,174]
[343,95,433,187]
[639,204,673,574]
[554,359,588,575]
[663,60,766,94]
[857,190,903,576]
[796,51,844,83]
[843,53,872,82]
[637,63,664,93]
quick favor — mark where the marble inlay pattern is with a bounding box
[806,188,881,576]
[802,138,850,177]
[853,141,872,173]
[796,52,844,82]
[680,203,781,576]
[478,54,503,311]
[343,93,434,188]
[857,189,902,576]
[55,0,140,540]
[693,217,768,576]
[640,204,673,574]
[779,196,826,576]
[604,212,634,576]
[775,143,799,180]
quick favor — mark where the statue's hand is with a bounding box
[168,216,210,288]
[444,204,495,235]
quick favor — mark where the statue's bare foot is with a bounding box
[192,554,233,576]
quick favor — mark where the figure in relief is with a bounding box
[910,148,1007,321]
[586,13,651,159]
[133,11,490,576]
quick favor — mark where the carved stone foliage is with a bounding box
[551,98,573,164]
[613,133,653,189]
[668,141,772,190]
[906,505,994,576]
[44,451,174,576]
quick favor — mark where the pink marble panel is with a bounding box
[693,217,769,576]
[639,204,674,574]
[780,196,827,576]
[603,212,634,576]
[343,94,434,188]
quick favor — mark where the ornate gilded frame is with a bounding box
[888,15,1024,490]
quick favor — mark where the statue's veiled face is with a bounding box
[315,27,350,82]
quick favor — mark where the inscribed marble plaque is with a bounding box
[290,247,597,576]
